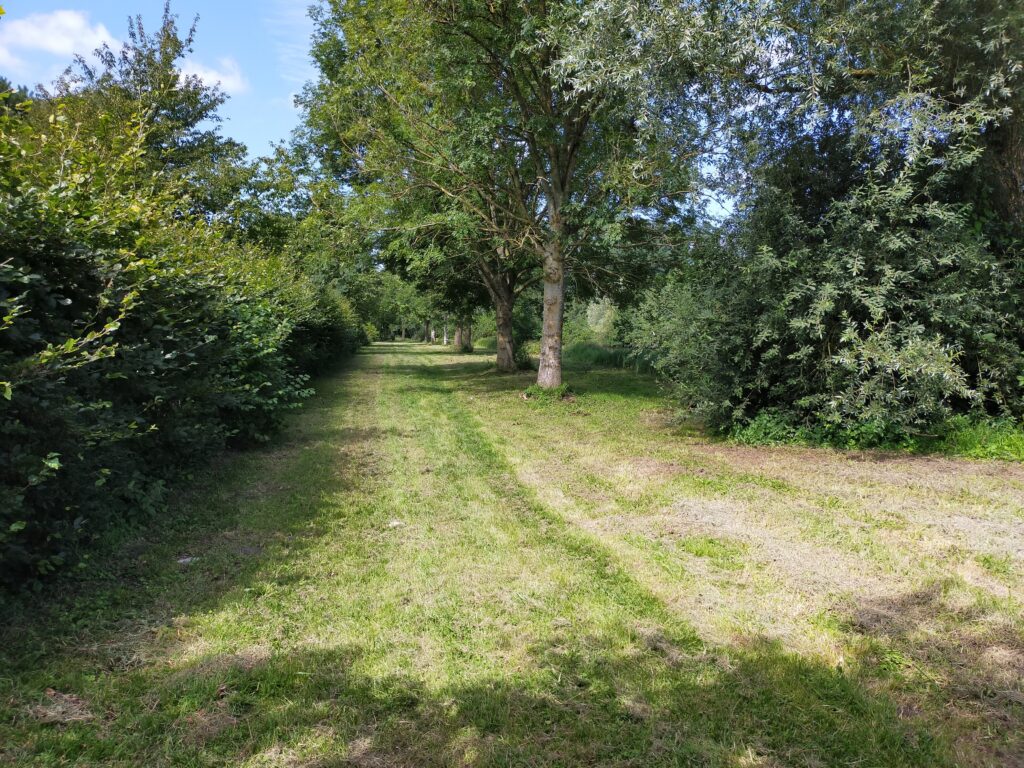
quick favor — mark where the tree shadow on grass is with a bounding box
[6,630,953,766]
[0,368,392,670]
[848,583,1024,765]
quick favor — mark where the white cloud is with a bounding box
[180,56,249,95]
[265,1,316,87]
[0,10,117,76]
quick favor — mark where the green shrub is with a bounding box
[475,335,498,352]
[0,103,359,585]
[627,183,1024,448]
[731,412,804,446]
[927,417,1024,461]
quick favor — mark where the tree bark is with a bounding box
[495,299,516,372]
[453,325,463,350]
[424,320,430,343]
[536,242,565,388]
[443,317,448,345]
[478,256,518,373]
[460,321,473,353]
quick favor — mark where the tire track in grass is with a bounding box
[0,343,954,768]
[356,344,951,768]
[438,346,1022,767]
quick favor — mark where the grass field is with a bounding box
[2,342,1022,767]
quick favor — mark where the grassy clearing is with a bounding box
[2,342,1022,766]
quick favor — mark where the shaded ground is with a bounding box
[1,342,1021,766]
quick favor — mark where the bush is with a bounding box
[0,105,359,585]
[475,335,497,352]
[927,417,1024,461]
[562,342,635,370]
[626,166,1024,448]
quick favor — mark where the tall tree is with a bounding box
[593,0,1024,434]
[304,0,693,386]
[45,1,246,217]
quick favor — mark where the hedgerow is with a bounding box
[0,102,359,585]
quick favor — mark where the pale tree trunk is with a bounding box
[536,240,565,388]
[443,317,449,345]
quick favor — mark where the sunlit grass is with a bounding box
[1,343,1019,766]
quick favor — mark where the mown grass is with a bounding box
[1,342,1020,766]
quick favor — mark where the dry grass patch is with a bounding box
[29,689,95,725]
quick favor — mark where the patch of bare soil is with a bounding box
[694,443,1024,520]
[665,443,1024,597]
[579,500,886,655]
[677,497,884,589]
[171,645,271,681]
[634,622,690,665]
[618,457,684,481]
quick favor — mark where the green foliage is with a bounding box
[620,0,1024,449]
[562,343,631,370]
[0,18,361,585]
[926,418,1024,462]
[0,76,31,117]
[47,2,247,217]
[474,336,497,352]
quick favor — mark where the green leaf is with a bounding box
[9,521,26,533]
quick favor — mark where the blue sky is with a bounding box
[0,1,317,156]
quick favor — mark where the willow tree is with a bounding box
[304,0,697,386]
[574,0,1024,432]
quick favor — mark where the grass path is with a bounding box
[2,342,1022,766]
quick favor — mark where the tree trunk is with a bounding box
[536,244,565,388]
[443,315,449,345]
[453,325,463,350]
[478,251,518,373]
[424,320,430,342]
[460,321,473,353]
[495,298,516,372]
